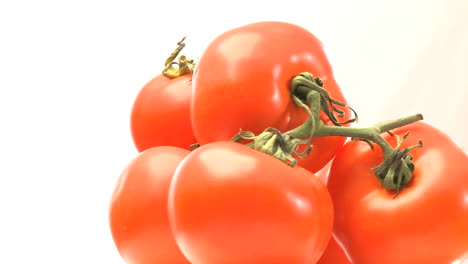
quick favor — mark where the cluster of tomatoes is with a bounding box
[109,21,468,264]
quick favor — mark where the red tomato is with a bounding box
[168,141,334,264]
[109,146,191,264]
[317,236,352,264]
[315,158,332,184]
[191,21,351,173]
[130,74,196,152]
[315,161,352,264]
[327,121,468,264]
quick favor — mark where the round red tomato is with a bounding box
[168,141,334,264]
[131,74,196,152]
[109,146,191,264]
[191,21,351,173]
[327,121,468,264]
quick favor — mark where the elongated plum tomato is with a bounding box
[191,21,351,173]
[168,141,334,264]
[131,74,196,152]
[327,121,468,264]
[109,146,191,264]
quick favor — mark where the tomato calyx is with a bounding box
[231,126,313,166]
[230,93,318,166]
[371,131,423,195]
[162,37,195,78]
[291,72,358,126]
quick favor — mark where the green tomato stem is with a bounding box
[231,72,424,195]
[313,113,424,195]
[290,75,424,195]
[315,114,423,150]
[291,73,358,126]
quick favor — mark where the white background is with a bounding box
[0,0,467,263]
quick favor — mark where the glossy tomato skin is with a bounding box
[315,162,352,264]
[168,141,334,264]
[192,21,350,173]
[109,146,191,264]
[316,236,352,264]
[327,121,468,264]
[131,74,196,152]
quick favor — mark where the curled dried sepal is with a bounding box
[291,72,358,126]
[230,128,313,167]
[351,137,375,151]
[162,37,196,78]
[371,131,424,196]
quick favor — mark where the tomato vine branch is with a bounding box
[231,72,424,195]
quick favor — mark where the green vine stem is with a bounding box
[231,72,424,195]
[162,37,196,78]
[291,72,358,126]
